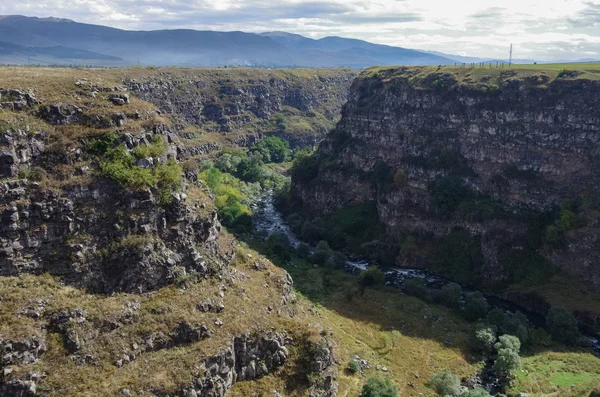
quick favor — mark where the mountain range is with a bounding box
[0,15,455,68]
[0,15,596,68]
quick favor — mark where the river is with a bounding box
[252,193,600,354]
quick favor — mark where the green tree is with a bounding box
[296,243,311,259]
[474,326,497,354]
[404,278,431,301]
[439,282,462,308]
[494,334,521,353]
[464,292,488,321]
[266,232,292,261]
[361,377,398,397]
[429,371,461,396]
[359,267,385,295]
[493,348,521,376]
[546,307,581,345]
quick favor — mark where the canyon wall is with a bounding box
[293,66,600,289]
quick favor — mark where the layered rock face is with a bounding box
[125,69,355,150]
[293,67,600,289]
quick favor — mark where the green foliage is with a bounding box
[250,136,291,163]
[347,359,361,374]
[266,232,292,261]
[101,146,158,189]
[474,326,497,354]
[464,292,488,321]
[545,201,579,245]
[430,176,473,216]
[546,307,581,345]
[494,347,522,376]
[200,167,255,232]
[133,135,167,158]
[291,153,322,184]
[495,334,521,353]
[87,131,119,156]
[462,387,491,397]
[403,278,431,301]
[438,283,462,309]
[432,228,482,284]
[310,241,332,266]
[429,370,461,396]
[529,328,552,347]
[359,267,385,293]
[361,377,398,397]
[296,242,311,259]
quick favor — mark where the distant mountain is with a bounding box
[261,31,453,67]
[0,15,454,68]
[0,41,122,61]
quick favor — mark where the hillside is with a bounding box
[0,15,453,68]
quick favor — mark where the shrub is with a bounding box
[133,134,167,158]
[546,307,581,345]
[347,359,360,374]
[403,278,431,301]
[296,243,311,259]
[493,348,521,376]
[359,267,385,293]
[429,371,461,396]
[361,377,398,397]
[462,388,491,397]
[529,328,552,347]
[464,292,488,321]
[250,136,291,163]
[486,308,510,330]
[429,176,472,215]
[495,334,521,353]
[474,326,497,354]
[266,232,292,261]
[439,282,462,308]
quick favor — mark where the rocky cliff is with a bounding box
[0,67,345,396]
[292,66,600,292]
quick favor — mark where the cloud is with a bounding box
[0,0,599,61]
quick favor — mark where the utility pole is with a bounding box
[509,43,513,68]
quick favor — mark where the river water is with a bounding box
[252,193,600,354]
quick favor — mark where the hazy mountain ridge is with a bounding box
[0,15,454,67]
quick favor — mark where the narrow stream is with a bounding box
[252,193,600,354]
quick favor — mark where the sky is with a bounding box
[1,0,599,60]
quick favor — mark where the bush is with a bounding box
[250,136,291,163]
[133,134,167,158]
[529,328,552,347]
[439,282,462,308]
[359,267,385,293]
[429,371,461,396]
[474,326,497,354]
[403,278,431,301]
[462,388,491,397]
[266,232,292,261]
[493,348,521,376]
[361,377,398,397]
[495,334,521,353]
[296,243,311,259]
[546,307,581,345]
[464,292,488,321]
[347,359,361,374]
[429,176,472,215]
[487,308,510,330]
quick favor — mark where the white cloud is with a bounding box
[0,0,599,60]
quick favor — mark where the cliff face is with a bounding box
[293,66,600,289]
[124,68,355,151]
